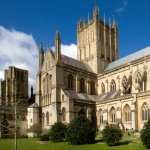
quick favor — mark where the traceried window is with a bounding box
[142,103,150,121]
[101,82,105,94]
[90,81,96,95]
[122,76,128,94]
[99,109,103,124]
[110,80,116,92]
[110,107,116,123]
[123,104,131,122]
[135,72,143,92]
[128,75,132,94]
[68,74,74,90]
[79,78,85,93]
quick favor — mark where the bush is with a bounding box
[65,115,96,145]
[1,118,9,138]
[140,120,150,148]
[102,124,123,146]
[40,134,49,141]
[49,122,66,142]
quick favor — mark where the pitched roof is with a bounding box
[61,55,93,72]
[64,90,121,102]
[105,46,150,71]
[64,90,99,101]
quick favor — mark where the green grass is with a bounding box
[0,135,146,150]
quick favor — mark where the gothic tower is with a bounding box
[77,6,119,74]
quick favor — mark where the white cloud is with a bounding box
[0,26,38,90]
[61,44,77,59]
[115,0,128,15]
[51,44,77,59]
[0,26,77,94]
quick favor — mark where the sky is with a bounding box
[0,0,150,90]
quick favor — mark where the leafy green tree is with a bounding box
[140,120,150,148]
[49,122,66,142]
[102,124,123,146]
[65,115,96,145]
[1,116,9,138]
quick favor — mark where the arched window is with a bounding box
[135,72,143,92]
[123,104,131,122]
[79,78,85,93]
[68,74,74,89]
[90,81,96,95]
[99,109,103,124]
[101,82,105,94]
[62,107,66,122]
[127,75,132,94]
[142,71,147,91]
[46,112,49,125]
[122,76,128,94]
[142,103,149,121]
[42,113,45,126]
[110,107,116,123]
[110,80,116,92]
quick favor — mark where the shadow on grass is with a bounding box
[94,138,104,143]
[95,139,132,146]
[117,140,132,146]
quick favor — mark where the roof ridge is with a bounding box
[105,46,150,71]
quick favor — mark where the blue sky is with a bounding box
[0,0,150,88]
[0,0,150,57]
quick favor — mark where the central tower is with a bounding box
[77,6,119,74]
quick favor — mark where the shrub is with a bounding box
[49,122,66,142]
[40,134,49,141]
[140,120,150,149]
[102,124,123,146]
[1,118,9,138]
[65,115,96,145]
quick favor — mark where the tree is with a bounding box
[49,122,66,142]
[102,124,123,146]
[65,115,96,145]
[140,120,150,148]
[1,116,9,138]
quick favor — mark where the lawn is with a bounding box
[0,135,146,150]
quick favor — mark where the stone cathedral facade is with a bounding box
[27,6,150,133]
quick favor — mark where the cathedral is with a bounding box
[27,6,150,135]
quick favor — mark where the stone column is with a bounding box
[5,79,8,105]
[75,74,78,92]
[131,110,135,130]
[131,94,137,130]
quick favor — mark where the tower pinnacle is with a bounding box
[55,31,61,63]
[93,4,100,20]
